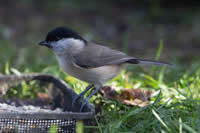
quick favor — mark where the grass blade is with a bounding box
[152,109,171,132]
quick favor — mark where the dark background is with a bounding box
[0,0,200,65]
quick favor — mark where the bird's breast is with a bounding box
[56,55,122,85]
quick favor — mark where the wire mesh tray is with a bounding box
[0,74,95,133]
[0,118,76,133]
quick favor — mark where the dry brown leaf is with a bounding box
[100,86,152,107]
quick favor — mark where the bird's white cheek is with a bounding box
[52,47,64,54]
[51,43,66,55]
[58,38,85,54]
[51,38,85,55]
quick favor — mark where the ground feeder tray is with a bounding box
[0,74,95,133]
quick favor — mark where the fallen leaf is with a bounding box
[100,86,152,107]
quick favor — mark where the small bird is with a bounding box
[39,27,171,111]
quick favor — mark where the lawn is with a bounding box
[0,38,200,133]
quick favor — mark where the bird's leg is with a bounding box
[72,84,94,106]
[80,87,100,112]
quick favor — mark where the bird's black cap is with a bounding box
[44,27,86,43]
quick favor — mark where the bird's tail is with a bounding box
[127,59,172,67]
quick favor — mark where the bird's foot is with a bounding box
[72,94,82,106]
[80,100,88,112]
[79,87,100,112]
[72,84,94,107]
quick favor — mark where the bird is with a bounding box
[38,26,171,112]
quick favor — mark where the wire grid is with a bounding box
[0,118,76,133]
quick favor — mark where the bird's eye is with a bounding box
[56,37,61,41]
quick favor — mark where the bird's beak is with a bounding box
[38,41,52,48]
[39,40,48,45]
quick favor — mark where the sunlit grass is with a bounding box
[92,68,200,133]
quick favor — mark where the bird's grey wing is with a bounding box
[73,42,137,68]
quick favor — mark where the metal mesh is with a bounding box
[0,118,76,133]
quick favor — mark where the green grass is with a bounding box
[0,39,200,133]
[91,69,200,133]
